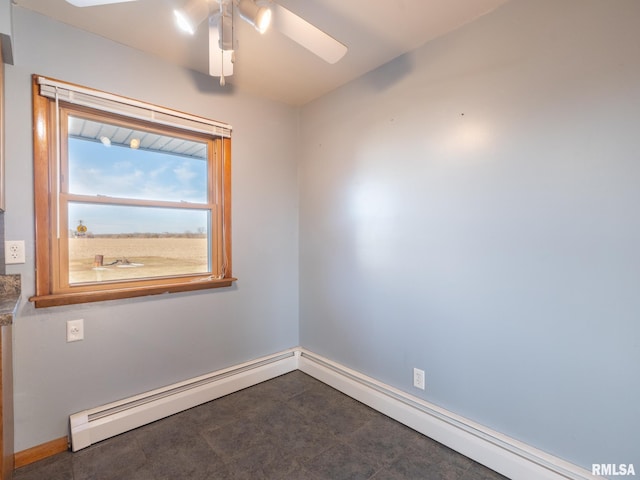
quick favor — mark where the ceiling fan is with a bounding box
[64,0,348,86]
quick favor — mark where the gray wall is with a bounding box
[5,0,639,470]
[5,7,299,451]
[299,0,639,471]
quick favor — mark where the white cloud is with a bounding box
[173,162,197,183]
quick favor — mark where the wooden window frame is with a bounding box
[29,76,234,308]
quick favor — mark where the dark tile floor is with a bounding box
[15,371,509,480]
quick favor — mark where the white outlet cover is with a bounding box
[67,319,85,342]
[413,368,426,390]
[5,240,26,264]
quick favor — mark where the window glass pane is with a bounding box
[68,203,210,285]
[67,116,208,203]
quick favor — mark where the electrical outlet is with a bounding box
[413,368,425,390]
[67,319,84,342]
[5,240,26,264]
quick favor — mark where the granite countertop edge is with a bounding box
[0,274,21,326]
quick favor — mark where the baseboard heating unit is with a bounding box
[69,348,600,480]
[296,350,601,480]
[69,349,298,452]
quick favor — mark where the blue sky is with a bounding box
[67,138,209,235]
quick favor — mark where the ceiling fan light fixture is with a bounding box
[255,7,272,34]
[209,16,234,80]
[238,0,272,34]
[174,0,211,35]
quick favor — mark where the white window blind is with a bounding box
[37,76,232,138]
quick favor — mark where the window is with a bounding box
[30,76,234,308]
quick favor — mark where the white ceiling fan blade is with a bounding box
[208,17,234,79]
[65,0,137,7]
[273,4,347,64]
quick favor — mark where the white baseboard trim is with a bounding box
[69,349,298,451]
[298,349,600,480]
[68,346,599,480]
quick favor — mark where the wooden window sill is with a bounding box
[29,277,237,308]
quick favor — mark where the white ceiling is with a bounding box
[14,0,510,106]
